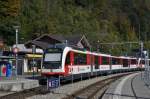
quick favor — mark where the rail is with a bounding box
[64,73,132,99]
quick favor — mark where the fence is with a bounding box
[142,51,150,86]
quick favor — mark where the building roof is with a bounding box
[25,34,91,50]
[13,44,43,53]
[25,40,50,49]
[66,35,82,45]
[33,34,64,43]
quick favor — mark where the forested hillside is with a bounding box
[0,0,150,55]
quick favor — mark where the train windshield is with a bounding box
[43,48,62,69]
[44,53,61,62]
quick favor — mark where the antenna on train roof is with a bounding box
[65,40,68,46]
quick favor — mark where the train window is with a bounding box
[142,60,145,64]
[131,59,136,64]
[102,56,108,65]
[95,56,99,65]
[65,52,70,65]
[112,58,120,65]
[123,59,128,67]
[95,56,99,69]
[74,53,87,65]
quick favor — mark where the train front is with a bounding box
[41,45,68,77]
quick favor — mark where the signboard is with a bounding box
[47,78,59,89]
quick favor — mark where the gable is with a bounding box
[25,34,91,50]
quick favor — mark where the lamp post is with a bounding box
[140,41,143,58]
[13,26,19,76]
[0,38,4,56]
[97,40,100,52]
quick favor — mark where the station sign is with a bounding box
[47,77,59,89]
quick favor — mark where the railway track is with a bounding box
[0,73,134,99]
[64,73,132,99]
[131,74,138,99]
[0,85,49,99]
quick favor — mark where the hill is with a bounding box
[0,0,150,55]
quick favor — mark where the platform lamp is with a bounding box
[13,26,20,77]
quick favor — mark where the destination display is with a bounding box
[46,48,62,53]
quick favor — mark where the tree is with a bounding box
[0,0,20,45]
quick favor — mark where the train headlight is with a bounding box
[59,66,61,69]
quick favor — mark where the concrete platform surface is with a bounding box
[0,78,39,92]
[102,72,150,99]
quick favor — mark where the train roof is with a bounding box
[67,47,111,57]
[118,56,137,59]
[92,52,111,57]
[63,47,149,60]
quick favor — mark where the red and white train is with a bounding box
[41,46,146,78]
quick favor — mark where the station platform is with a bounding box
[102,72,150,99]
[0,75,39,92]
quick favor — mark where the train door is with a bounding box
[128,59,131,68]
[91,55,94,74]
[109,57,111,70]
[65,52,70,74]
[94,56,99,69]
[65,51,74,74]
[123,59,129,67]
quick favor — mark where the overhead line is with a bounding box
[99,41,150,45]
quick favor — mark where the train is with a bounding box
[41,45,147,79]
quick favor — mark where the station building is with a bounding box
[12,44,43,74]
